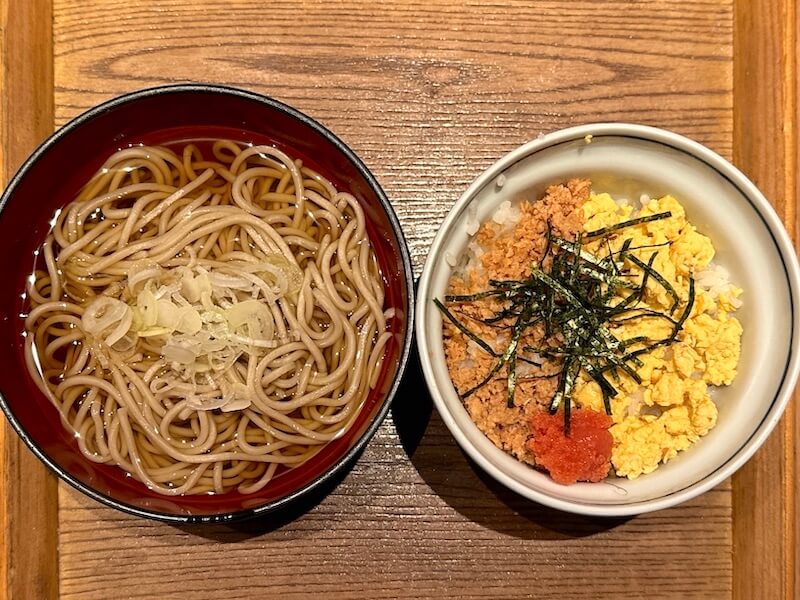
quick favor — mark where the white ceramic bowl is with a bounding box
[416,123,800,517]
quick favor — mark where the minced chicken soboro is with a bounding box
[444,179,589,467]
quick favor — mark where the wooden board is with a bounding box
[731,2,798,598]
[0,2,58,599]
[1,0,796,598]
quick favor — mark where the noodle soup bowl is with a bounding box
[0,85,413,522]
[416,123,800,517]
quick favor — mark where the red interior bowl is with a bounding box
[0,84,414,523]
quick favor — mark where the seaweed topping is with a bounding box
[437,210,696,432]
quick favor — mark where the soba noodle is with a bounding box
[24,140,392,496]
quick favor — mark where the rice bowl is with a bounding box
[416,123,800,516]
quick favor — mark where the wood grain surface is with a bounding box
[731,0,798,598]
[0,1,59,599]
[0,0,796,598]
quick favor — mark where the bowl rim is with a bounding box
[415,122,800,517]
[0,83,415,524]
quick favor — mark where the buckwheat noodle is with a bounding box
[24,140,392,496]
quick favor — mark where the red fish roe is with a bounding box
[527,409,613,484]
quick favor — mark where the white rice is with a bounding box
[465,199,480,236]
[457,199,517,279]
[695,263,743,309]
[492,200,520,228]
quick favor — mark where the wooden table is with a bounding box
[1,1,797,598]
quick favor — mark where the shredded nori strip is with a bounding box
[434,206,694,433]
[433,297,498,357]
[626,254,681,313]
[584,211,672,239]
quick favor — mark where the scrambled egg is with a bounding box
[573,193,743,479]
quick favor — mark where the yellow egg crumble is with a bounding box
[573,192,743,479]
